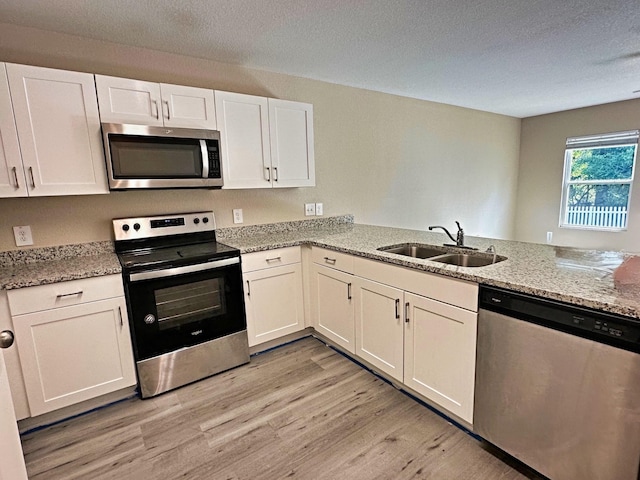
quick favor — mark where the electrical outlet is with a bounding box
[305,203,316,216]
[315,203,323,216]
[233,209,243,224]
[546,231,553,244]
[13,225,33,246]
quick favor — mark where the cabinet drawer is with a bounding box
[242,247,301,273]
[7,275,124,315]
[311,247,354,274]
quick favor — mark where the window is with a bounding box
[560,130,638,230]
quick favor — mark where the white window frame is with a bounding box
[559,130,638,231]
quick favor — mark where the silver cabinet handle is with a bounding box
[246,280,251,297]
[118,306,123,327]
[0,330,14,349]
[266,256,282,263]
[28,166,35,188]
[163,100,170,120]
[265,167,271,182]
[395,299,400,319]
[273,166,278,182]
[11,167,19,188]
[405,302,410,323]
[151,99,159,119]
[347,282,352,300]
[56,291,83,298]
[324,257,337,265]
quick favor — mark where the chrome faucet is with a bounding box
[428,221,465,247]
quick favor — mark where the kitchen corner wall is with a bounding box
[0,22,521,251]
[515,99,640,252]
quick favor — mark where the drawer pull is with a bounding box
[395,298,400,319]
[405,302,410,323]
[324,257,337,265]
[266,256,282,263]
[56,291,83,298]
[246,280,251,297]
[347,282,352,300]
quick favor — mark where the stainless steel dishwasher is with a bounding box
[474,286,640,480]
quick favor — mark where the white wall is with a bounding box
[515,99,640,252]
[0,23,521,250]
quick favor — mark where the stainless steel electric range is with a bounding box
[113,211,249,398]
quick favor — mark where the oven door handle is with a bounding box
[128,257,240,282]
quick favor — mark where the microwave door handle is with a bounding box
[200,140,209,178]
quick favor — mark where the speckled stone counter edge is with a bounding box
[0,241,115,267]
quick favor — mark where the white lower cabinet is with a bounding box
[310,264,355,354]
[7,275,136,417]
[403,292,478,423]
[242,247,305,347]
[354,277,404,381]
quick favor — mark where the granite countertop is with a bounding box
[218,219,640,320]
[1,217,638,320]
[0,242,121,290]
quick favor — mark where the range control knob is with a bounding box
[194,217,200,224]
[133,223,141,231]
[202,217,209,224]
[122,224,130,232]
[144,314,156,325]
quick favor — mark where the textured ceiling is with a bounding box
[1,0,639,117]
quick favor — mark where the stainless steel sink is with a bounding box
[377,244,448,259]
[429,253,506,267]
[377,243,507,267]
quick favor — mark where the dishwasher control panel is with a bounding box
[480,287,640,353]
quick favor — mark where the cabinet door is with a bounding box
[215,91,271,189]
[7,64,108,196]
[160,83,216,129]
[310,264,355,354]
[95,74,163,126]
[269,99,315,188]
[0,63,27,197]
[13,297,136,416]
[354,278,404,382]
[403,292,477,423]
[244,263,305,347]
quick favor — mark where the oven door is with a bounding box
[124,257,245,361]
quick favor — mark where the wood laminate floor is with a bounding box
[21,337,543,479]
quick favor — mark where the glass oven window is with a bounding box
[154,278,226,330]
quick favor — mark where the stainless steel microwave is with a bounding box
[101,123,223,190]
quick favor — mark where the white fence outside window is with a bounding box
[565,205,628,228]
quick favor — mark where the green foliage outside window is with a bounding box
[567,146,635,208]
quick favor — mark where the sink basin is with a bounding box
[429,253,506,267]
[377,243,448,259]
[378,243,507,267]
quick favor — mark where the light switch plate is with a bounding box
[13,225,33,246]
[315,203,323,216]
[233,209,243,224]
[305,203,316,216]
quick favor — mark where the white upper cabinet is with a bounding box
[95,75,216,129]
[269,99,315,188]
[0,63,26,197]
[215,91,271,189]
[215,91,315,189]
[6,63,108,197]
